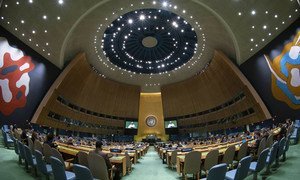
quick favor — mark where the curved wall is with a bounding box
[32,53,141,135]
[161,51,271,133]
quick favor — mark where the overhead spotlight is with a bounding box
[139,14,145,20]
[128,19,133,24]
[58,0,63,5]
[162,2,167,7]
[251,10,256,15]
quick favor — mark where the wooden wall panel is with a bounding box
[32,53,140,135]
[162,51,271,133]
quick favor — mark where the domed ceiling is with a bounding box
[0,0,299,92]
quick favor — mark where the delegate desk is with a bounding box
[56,143,128,176]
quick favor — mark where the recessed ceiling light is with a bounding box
[251,10,256,15]
[16,2,19,5]
[48,53,50,56]
[268,33,272,36]
[21,20,25,24]
[14,28,18,31]
[22,33,25,36]
[262,39,265,42]
[32,30,36,34]
[29,0,33,3]
[29,38,32,41]
[282,21,285,24]
[162,2,167,7]
[251,25,255,29]
[4,4,8,7]
[139,14,145,20]
[250,38,254,42]
[238,12,242,16]
[128,19,133,24]
[43,15,47,19]
[183,10,186,13]
[57,16,61,20]
[44,30,48,33]
[174,5,177,9]
[46,42,49,46]
[58,0,64,5]
[152,1,156,5]
[265,11,268,14]
[274,14,278,18]
[263,25,267,29]
[289,15,292,18]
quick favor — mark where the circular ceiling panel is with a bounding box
[102,8,198,74]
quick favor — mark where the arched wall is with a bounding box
[161,51,271,133]
[32,53,141,135]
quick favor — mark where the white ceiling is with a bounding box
[0,0,299,92]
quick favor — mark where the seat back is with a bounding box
[266,134,273,148]
[255,148,269,172]
[171,150,179,165]
[51,148,65,166]
[257,138,266,156]
[235,155,252,180]
[237,141,248,161]
[73,164,94,180]
[125,152,132,169]
[17,140,26,160]
[277,137,286,157]
[222,145,235,166]
[34,140,43,154]
[206,163,227,180]
[77,151,89,168]
[88,151,109,180]
[43,143,52,163]
[13,137,19,155]
[50,156,67,180]
[24,144,35,167]
[184,151,201,174]
[35,150,49,174]
[28,138,34,154]
[204,149,219,171]
[268,142,278,165]
[284,135,291,152]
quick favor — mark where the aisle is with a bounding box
[122,146,180,180]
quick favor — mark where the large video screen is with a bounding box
[165,120,177,128]
[125,121,138,129]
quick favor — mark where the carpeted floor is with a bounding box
[1,137,300,180]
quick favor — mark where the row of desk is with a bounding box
[56,142,149,176]
[157,127,281,175]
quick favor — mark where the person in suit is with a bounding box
[94,141,120,180]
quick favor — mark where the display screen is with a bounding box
[165,120,177,128]
[125,121,138,129]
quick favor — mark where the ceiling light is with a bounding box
[32,30,36,34]
[29,0,33,3]
[22,33,25,36]
[251,25,255,29]
[44,30,48,33]
[183,10,186,13]
[162,2,167,7]
[58,0,64,5]
[250,38,254,42]
[16,2,19,5]
[57,16,61,20]
[43,15,47,19]
[265,11,268,14]
[251,10,256,15]
[274,14,278,18]
[21,20,25,24]
[174,5,177,9]
[153,1,156,5]
[139,14,145,20]
[263,25,267,29]
[128,19,133,24]
[46,42,49,46]
[238,12,242,16]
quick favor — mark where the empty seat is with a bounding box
[73,164,94,180]
[35,150,52,180]
[226,156,252,180]
[24,144,37,176]
[202,163,227,180]
[88,151,110,180]
[50,156,75,180]
[183,151,202,179]
[265,142,278,175]
[222,145,236,168]
[249,148,269,180]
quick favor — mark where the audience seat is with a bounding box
[225,155,252,180]
[50,156,75,180]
